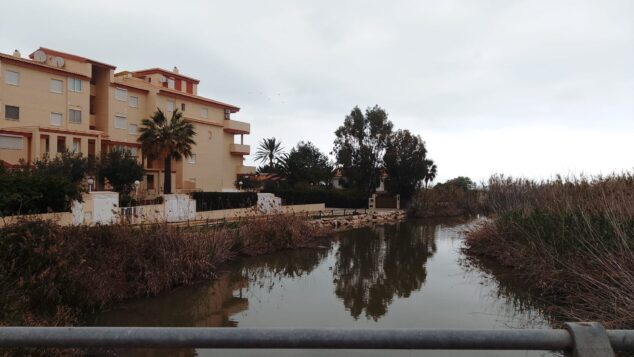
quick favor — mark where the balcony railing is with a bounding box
[230,143,250,155]
[223,120,250,134]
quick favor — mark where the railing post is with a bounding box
[564,322,614,357]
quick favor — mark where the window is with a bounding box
[4,70,19,85]
[57,136,66,153]
[128,124,138,134]
[129,95,139,108]
[68,77,82,92]
[72,138,81,153]
[166,100,175,112]
[69,109,82,124]
[115,115,127,129]
[50,112,63,126]
[0,135,23,150]
[115,88,128,101]
[224,109,231,120]
[187,154,196,164]
[147,174,155,188]
[5,105,19,121]
[129,147,138,156]
[181,103,186,111]
[50,79,63,93]
[167,78,175,89]
[200,107,208,118]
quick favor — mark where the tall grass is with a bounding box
[465,173,634,328]
[408,186,484,218]
[0,215,330,328]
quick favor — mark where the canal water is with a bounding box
[94,218,553,356]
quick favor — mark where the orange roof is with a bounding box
[29,47,116,69]
[132,68,200,84]
[0,52,91,80]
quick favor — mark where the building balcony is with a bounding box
[230,143,250,155]
[223,120,250,134]
[89,114,97,127]
[236,165,256,175]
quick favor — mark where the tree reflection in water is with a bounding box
[333,222,437,320]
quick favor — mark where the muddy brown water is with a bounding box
[92,218,554,356]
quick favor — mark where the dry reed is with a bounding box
[465,173,634,328]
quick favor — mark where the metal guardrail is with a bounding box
[0,323,632,356]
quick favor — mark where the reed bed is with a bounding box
[465,173,634,328]
[0,214,331,328]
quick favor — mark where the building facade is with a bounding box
[0,47,255,194]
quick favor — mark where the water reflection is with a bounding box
[93,218,552,357]
[96,273,249,328]
[333,223,437,320]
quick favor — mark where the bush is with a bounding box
[0,168,81,216]
[191,192,258,211]
[270,188,368,208]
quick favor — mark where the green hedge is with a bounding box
[271,189,368,208]
[0,171,81,216]
[191,192,257,212]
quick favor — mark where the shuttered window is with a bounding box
[50,112,63,126]
[0,135,23,150]
[115,115,127,129]
[69,109,82,124]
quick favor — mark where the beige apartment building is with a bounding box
[0,47,255,194]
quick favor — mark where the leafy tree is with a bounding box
[278,141,333,187]
[333,222,436,320]
[138,108,195,194]
[0,162,82,216]
[333,106,393,193]
[383,129,435,200]
[254,138,284,169]
[97,149,145,195]
[435,176,475,191]
[32,151,93,184]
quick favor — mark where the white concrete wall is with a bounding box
[163,194,196,222]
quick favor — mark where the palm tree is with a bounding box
[423,160,437,189]
[254,138,284,168]
[138,108,195,194]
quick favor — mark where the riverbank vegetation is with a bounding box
[408,176,483,218]
[464,173,634,328]
[0,215,330,328]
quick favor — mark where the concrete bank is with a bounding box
[310,209,407,232]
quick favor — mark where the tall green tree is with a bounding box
[333,106,393,193]
[435,176,475,191]
[278,141,333,187]
[97,149,144,195]
[138,108,195,194]
[383,129,435,200]
[254,138,284,169]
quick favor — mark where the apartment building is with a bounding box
[0,47,255,193]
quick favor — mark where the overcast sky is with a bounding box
[2,0,632,183]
